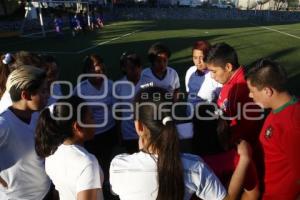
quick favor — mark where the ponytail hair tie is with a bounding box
[2,53,12,65]
[162,116,172,126]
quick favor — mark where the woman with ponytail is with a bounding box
[35,96,104,200]
[110,86,255,200]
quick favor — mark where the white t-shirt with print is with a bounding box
[46,144,103,200]
[139,67,180,92]
[73,79,116,135]
[110,151,226,200]
[0,109,50,200]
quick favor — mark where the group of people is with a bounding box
[54,10,104,37]
[0,41,299,200]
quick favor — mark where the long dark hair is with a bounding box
[35,96,87,158]
[148,42,171,65]
[134,87,184,200]
[83,54,104,74]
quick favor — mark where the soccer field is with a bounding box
[1,20,300,95]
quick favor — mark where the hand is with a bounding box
[237,140,252,162]
[0,176,7,188]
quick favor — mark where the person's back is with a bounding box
[46,144,103,200]
[110,86,255,200]
[35,96,104,200]
[110,152,227,200]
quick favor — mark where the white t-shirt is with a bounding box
[73,79,116,135]
[110,152,226,200]
[139,67,180,93]
[114,76,140,140]
[46,144,103,200]
[185,66,222,103]
[0,109,50,200]
[0,91,12,114]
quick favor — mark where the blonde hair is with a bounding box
[6,65,46,101]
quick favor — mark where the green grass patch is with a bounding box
[1,20,299,95]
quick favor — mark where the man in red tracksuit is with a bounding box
[203,43,263,199]
[205,42,263,147]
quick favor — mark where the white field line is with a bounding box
[3,23,131,54]
[22,23,115,38]
[21,25,153,55]
[77,26,153,54]
[274,28,300,31]
[253,24,300,40]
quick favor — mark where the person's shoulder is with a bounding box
[62,145,96,166]
[111,152,155,172]
[141,67,151,76]
[0,110,12,126]
[181,153,206,172]
[290,99,300,128]
[0,92,12,113]
[75,79,89,89]
[205,72,222,86]
[167,66,179,74]
[140,68,154,82]
[186,66,197,74]
[110,153,135,170]
[204,71,213,80]
[185,66,197,78]
[111,153,144,174]
[235,67,247,83]
[181,153,201,161]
